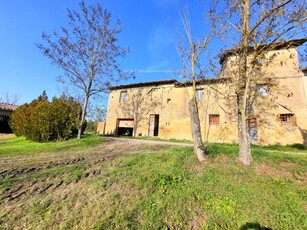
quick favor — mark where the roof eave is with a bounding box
[109,79,178,90]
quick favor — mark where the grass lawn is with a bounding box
[0,135,306,229]
[0,133,102,157]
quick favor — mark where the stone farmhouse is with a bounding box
[104,39,307,146]
[0,103,18,133]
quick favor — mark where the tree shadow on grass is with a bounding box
[240,222,272,230]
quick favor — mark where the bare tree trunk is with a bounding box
[237,95,252,166]
[77,94,89,139]
[237,0,252,166]
[133,115,137,138]
[189,96,207,162]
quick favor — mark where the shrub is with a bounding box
[288,143,306,150]
[25,100,53,142]
[49,96,83,141]
[10,92,84,142]
[10,104,30,136]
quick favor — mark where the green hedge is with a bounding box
[10,93,84,142]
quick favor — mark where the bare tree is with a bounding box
[0,92,20,105]
[36,0,129,139]
[216,0,307,166]
[119,88,160,137]
[177,5,224,162]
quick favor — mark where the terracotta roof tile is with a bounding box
[0,103,18,111]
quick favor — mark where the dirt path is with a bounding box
[0,133,14,140]
[102,137,307,155]
[103,136,194,147]
[0,137,174,204]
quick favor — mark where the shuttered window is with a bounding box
[209,114,219,125]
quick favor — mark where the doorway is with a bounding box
[149,114,159,136]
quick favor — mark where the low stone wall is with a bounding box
[96,122,106,135]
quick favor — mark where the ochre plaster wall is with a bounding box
[105,48,307,145]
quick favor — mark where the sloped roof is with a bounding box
[175,77,231,87]
[0,103,18,112]
[108,77,232,91]
[220,38,307,64]
[109,79,178,90]
[301,67,307,72]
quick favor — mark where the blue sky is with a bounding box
[0,0,215,105]
[1,1,305,106]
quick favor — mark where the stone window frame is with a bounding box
[119,91,127,103]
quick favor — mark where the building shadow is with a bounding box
[240,222,272,230]
[299,128,307,146]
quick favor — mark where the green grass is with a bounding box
[0,133,103,157]
[258,143,307,152]
[0,135,306,229]
[102,149,307,229]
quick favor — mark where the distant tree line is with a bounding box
[10,91,85,142]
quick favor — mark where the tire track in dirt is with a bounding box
[0,137,175,203]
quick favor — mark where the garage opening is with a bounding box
[117,119,134,136]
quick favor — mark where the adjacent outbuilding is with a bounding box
[0,103,18,133]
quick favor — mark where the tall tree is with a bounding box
[177,5,224,162]
[217,0,306,166]
[36,0,129,139]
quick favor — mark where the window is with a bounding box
[167,98,171,104]
[209,114,220,126]
[279,114,294,125]
[257,84,269,96]
[255,57,265,66]
[120,91,127,103]
[196,89,204,100]
[248,118,257,129]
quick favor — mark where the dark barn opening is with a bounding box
[0,115,12,133]
[117,119,134,136]
[117,127,133,136]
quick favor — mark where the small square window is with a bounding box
[167,98,171,104]
[255,57,265,66]
[209,114,219,126]
[120,91,127,103]
[279,114,294,125]
[257,84,269,96]
[248,118,257,128]
[196,89,204,100]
